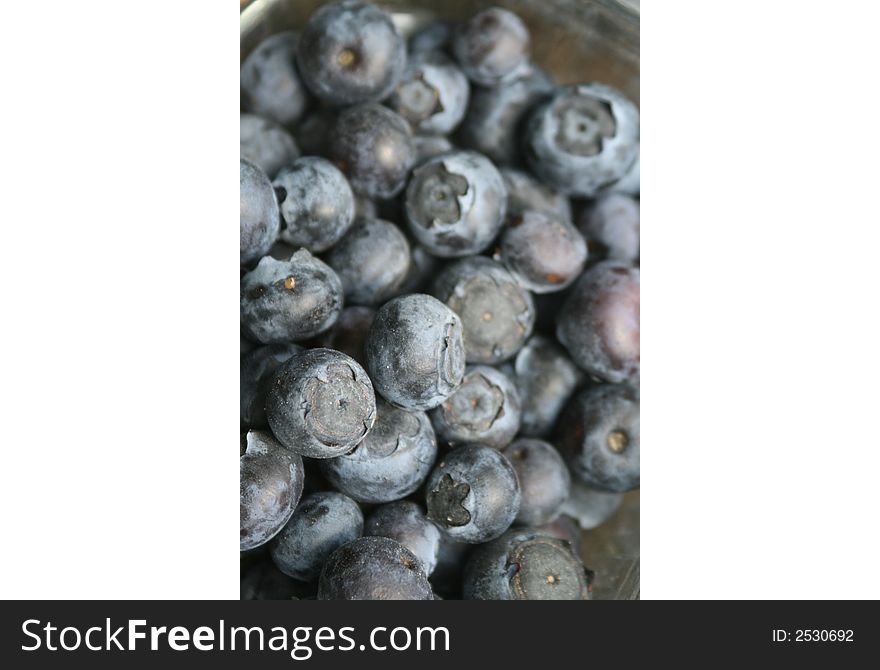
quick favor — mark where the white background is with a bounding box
[1,0,879,599]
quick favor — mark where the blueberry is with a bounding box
[457,65,555,167]
[430,365,521,449]
[269,491,364,582]
[579,193,640,263]
[501,168,571,221]
[463,529,591,600]
[498,210,587,293]
[556,383,639,493]
[452,8,530,87]
[524,83,639,197]
[320,398,437,503]
[511,335,583,437]
[560,480,624,530]
[240,31,310,127]
[404,150,507,258]
[240,113,300,178]
[425,444,520,543]
[556,261,639,383]
[297,1,406,106]
[599,145,639,197]
[388,50,470,135]
[330,104,415,199]
[240,430,305,551]
[501,438,571,526]
[240,343,301,427]
[319,305,374,366]
[317,536,433,600]
[266,347,376,459]
[413,134,454,164]
[240,158,280,266]
[240,250,343,344]
[324,217,411,306]
[432,256,534,364]
[273,157,355,253]
[365,294,465,411]
[365,501,441,576]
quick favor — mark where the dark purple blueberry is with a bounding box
[432,256,535,364]
[457,65,555,167]
[561,480,624,530]
[240,158,280,266]
[525,83,639,197]
[293,108,337,157]
[270,491,364,582]
[240,430,305,551]
[556,261,639,383]
[240,113,300,178]
[240,31,310,127]
[240,343,301,427]
[404,150,507,258]
[425,444,520,543]
[273,157,355,252]
[324,217,411,306]
[365,294,465,411]
[452,8,530,87]
[511,335,583,437]
[297,1,406,106]
[463,529,591,600]
[501,168,571,220]
[317,536,433,600]
[319,305,375,366]
[536,514,583,555]
[388,50,470,135]
[266,348,376,459]
[556,383,639,493]
[365,501,441,575]
[430,365,521,449]
[240,250,343,344]
[498,209,587,293]
[330,104,416,199]
[579,193,640,263]
[501,438,571,526]
[320,398,437,503]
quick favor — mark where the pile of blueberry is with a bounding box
[241,0,639,600]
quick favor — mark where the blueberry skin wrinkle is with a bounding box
[364,501,442,576]
[269,491,364,582]
[404,149,507,258]
[320,398,437,503]
[463,529,591,600]
[266,348,377,459]
[240,31,310,127]
[424,443,521,544]
[431,256,535,365]
[297,0,407,106]
[240,250,344,344]
[317,536,434,600]
[524,82,640,197]
[240,430,305,551]
[240,158,280,266]
[556,383,640,493]
[273,156,355,253]
[365,293,465,411]
[556,261,640,384]
[430,365,521,449]
[240,113,300,179]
